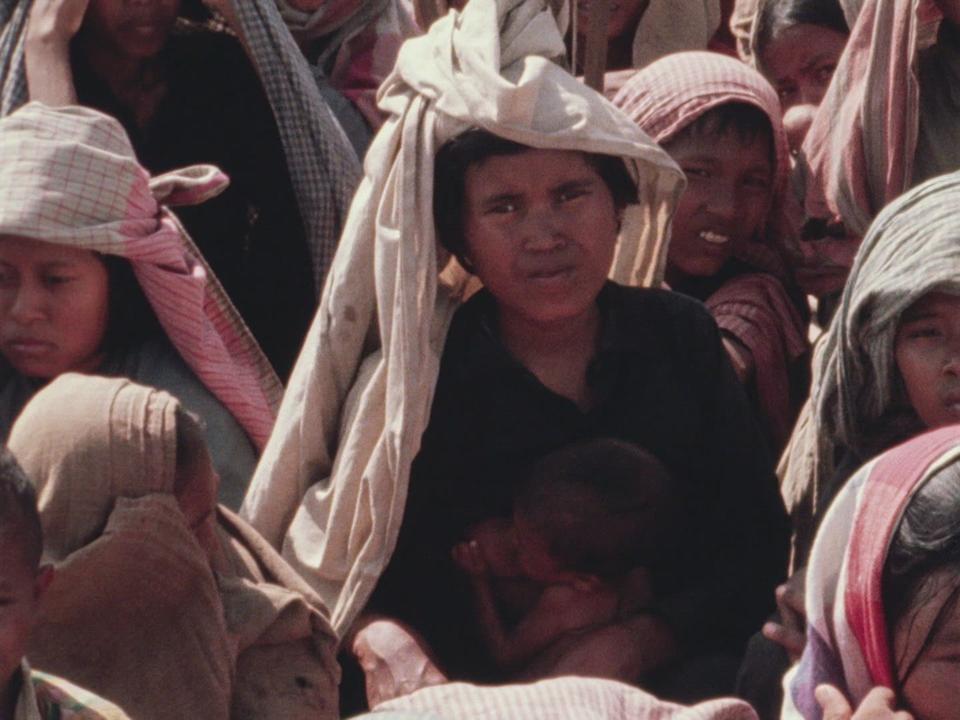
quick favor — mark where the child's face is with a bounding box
[663,127,774,281]
[894,292,960,429]
[0,539,47,692]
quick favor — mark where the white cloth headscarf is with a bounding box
[241,0,684,636]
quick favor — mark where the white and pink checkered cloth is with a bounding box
[0,102,282,449]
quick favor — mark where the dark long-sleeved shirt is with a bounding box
[371,282,789,688]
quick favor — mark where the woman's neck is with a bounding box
[498,303,602,410]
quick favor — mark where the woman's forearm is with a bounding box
[25,0,87,105]
[25,36,78,105]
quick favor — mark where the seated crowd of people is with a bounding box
[0,0,959,718]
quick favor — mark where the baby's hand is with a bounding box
[452,540,488,576]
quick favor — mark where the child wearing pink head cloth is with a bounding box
[614,50,809,456]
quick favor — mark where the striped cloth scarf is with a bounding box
[0,102,282,449]
[785,425,960,719]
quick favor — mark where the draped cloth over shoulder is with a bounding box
[796,0,943,238]
[784,426,960,719]
[779,171,960,567]
[241,0,684,636]
[0,0,362,291]
[8,374,339,720]
[0,102,281,449]
[613,51,808,451]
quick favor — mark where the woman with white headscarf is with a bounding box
[243,0,788,707]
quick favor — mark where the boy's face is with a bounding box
[663,127,774,281]
[0,538,49,693]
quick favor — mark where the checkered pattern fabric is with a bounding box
[0,103,282,449]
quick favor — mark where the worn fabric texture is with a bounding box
[630,0,723,68]
[275,0,421,130]
[229,0,363,288]
[376,676,758,720]
[8,374,339,720]
[796,0,943,239]
[779,170,960,567]
[0,102,281,449]
[14,662,131,720]
[241,0,684,636]
[613,51,808,451]
[783,425,960,719]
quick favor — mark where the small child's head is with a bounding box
[613,52,785,283]
[660,102,775,282]
[0,448,52,699]
[512,439,677,587]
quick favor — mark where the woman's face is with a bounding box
[895,292,960,428]
[462,149,620,328]
[83,0,181,60]
[662,126,774,281]
[893,568,960,720]
[760,23,847,111]
[0,238,109,380]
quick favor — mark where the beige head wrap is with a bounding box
[9,374,339,720]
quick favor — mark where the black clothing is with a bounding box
[370,283,790,696]
[73,29,315,380]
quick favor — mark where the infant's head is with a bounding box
[513,439,676,585]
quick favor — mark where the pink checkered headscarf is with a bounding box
[787,425,960,718]
[614,51,788,199]
[0,102,282,449]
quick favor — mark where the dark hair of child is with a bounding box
[433,129,638,267]
[757,0,849,56]
[515,438,678,580]
[0,447,43,570]
[663,102,775,159]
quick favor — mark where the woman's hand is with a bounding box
[762,567,807,661]
[350,617,447,708]
[25,0,87,104]
[816,686,914,720]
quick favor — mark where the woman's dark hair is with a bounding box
[662,102,775,155]
[100,255,164,356]
[757,0,849,56]
[432,129,637,265]
[883,462,960,637]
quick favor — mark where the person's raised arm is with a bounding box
[24,0,86,105]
